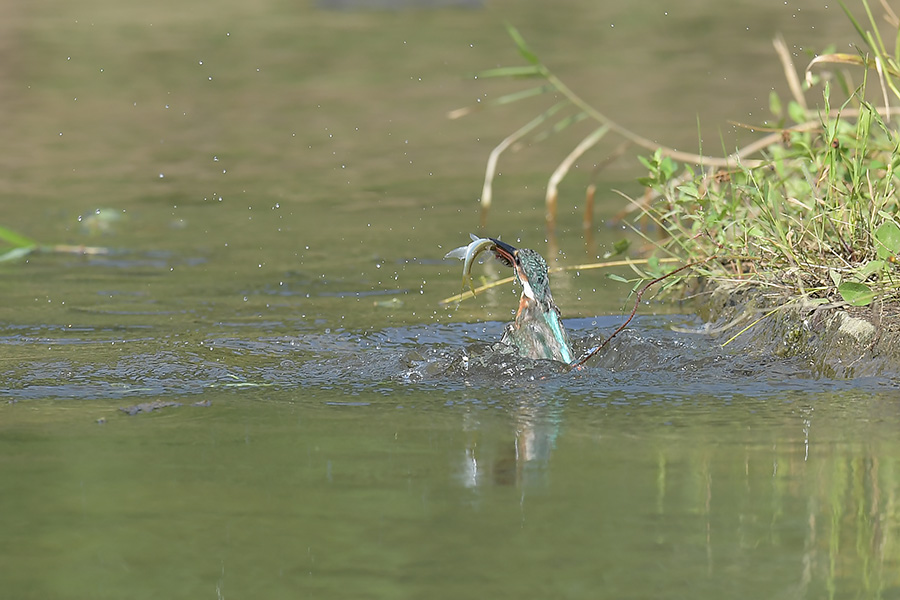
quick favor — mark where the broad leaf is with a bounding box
[874,220,900,260]
[855,260,885,281]
[838,281,876,306]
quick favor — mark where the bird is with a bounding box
[488,238,573,364]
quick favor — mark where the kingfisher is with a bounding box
[488,238,573,364]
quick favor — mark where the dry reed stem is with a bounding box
[773,35,808,109]
[545,124,609,231]
[439,256,684,306]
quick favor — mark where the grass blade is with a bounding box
[839,0,869,41]
[0,225,37,248]
[492,84,554,106]
[476,65,544,79]
[504,23,540,65]
[0,246,36,262]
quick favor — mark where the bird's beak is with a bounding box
[488,237,517,268]
[489,238,536,302]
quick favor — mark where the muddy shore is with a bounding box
[688,283,900,378]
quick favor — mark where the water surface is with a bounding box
[2,1,896,598]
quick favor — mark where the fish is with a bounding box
[444,234,499,297]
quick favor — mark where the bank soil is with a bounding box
[689,283,900,378]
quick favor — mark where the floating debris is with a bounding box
[373,297,404,308]
[120,400,183,416]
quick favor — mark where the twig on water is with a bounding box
[570,260,709,368]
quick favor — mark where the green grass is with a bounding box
[0,223,109,262]
[456,0,900,308]
[632,0,900,307]
[634,81,900,307]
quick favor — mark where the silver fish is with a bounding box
[444,233,498,296]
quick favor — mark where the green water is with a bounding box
[2,1,898,598]
[5,388,900,598]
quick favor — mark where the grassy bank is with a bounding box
[456,0,900,310]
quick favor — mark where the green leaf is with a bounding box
[838,0,867,41]
[838,281,876,306]
[476,65,544,79]
[504,23,540,65]
[603,239,631,259]
[766,183,781,206]
[606,273,630,283]
[855,259,885,281]
[551,111,588,134]
[659,156,678,179]
[747,226,765,237]
[769,90,783,118]
[0,246,35,262]
[829,269,842,288]
[676,183,700,199]
[787,100,807,124]
[874,220,900,259]
[0,225,37,248]
[491,84,553,107]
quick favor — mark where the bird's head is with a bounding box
[489,238,557,313]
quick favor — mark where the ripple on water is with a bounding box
[0,316,896,401]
